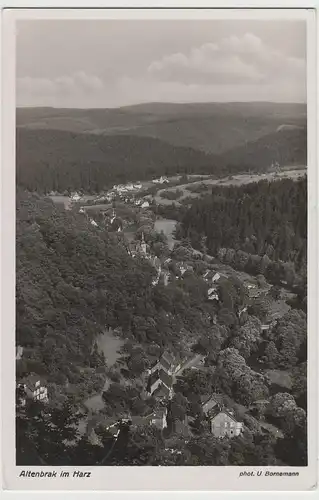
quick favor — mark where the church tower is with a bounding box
[110,208,116,224]
[141,232,147,255]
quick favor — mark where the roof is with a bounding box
[209,408,239,424]
[161,351,175,366]
[201,395,219,413]
[158,369,173,388]
[158,357,171,372]
[20,374,46,391]
[147,372,161,391]
[152,384,171,399]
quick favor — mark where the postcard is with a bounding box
[1,5,317,493]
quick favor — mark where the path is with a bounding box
[175,354,204,377]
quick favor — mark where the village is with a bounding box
[16,182,292,449]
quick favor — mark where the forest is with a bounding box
[16,125,306,194]
[178,177,307,300]
[16,129,221,193]
[16,187,307,467]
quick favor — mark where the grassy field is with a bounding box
[265,369,292,390]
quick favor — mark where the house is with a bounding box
[212,272,221,283]
[152,176,169,184]
[208,287,219,301]
[90,219,98,227]
[141,201,150,209]
[71,192,81,202]
[18,375,49,404]
[148,408,168,430]
[209,407,243,438]
[79,207,85,214]
[201,395,220,416]
[147,369,174,400]
[16,345,24,360]
[149,352,181,376]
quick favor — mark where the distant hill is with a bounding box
[221,127,307,170]
[16,102,307,155]
[16,128,222,193]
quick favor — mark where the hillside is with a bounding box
[16,102,307,155]
[16,128,221,193]
[222,127,307,170]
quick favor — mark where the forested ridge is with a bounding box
[16,125,306,194]
[16,101,307,155]
[179,177,307,295]
[16,129,221,193]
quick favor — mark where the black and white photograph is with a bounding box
[1,6,317,492]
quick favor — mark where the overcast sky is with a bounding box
[16,20,307,108]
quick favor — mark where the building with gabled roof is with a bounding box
[148,408,168,430]
[209,407,243,438]
[17,374,48,405]
[201,395,220,416]
[149,351,180,376]
[147,367,174,400]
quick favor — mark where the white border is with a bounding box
[1,4,318,495]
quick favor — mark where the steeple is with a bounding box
[141,232,147,255]
[110,207,116,224]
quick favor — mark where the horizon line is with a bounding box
[16,100,307,111]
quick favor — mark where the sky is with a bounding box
[16,19,307,108]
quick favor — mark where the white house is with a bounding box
[18,375,49,405]
[212,272,221,283]
[141,201,150,208]
[208,287,219,301]
[90,219,98,227]
[16,345,24,360]
[210,409,243,438]
[71,192,81,202]
[149,408,168,430]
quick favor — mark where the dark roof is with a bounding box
[157,357,171,372]
[152,384,171,399]
[161,351,175,366]
[20,374,46,391]
[202,395,219,413]
[147,372,161,392]
[159,369,173,388]
[201,393,223,406]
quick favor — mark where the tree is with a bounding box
[269,285,281,300]
[170,393,189,422]
[16,399,81,465]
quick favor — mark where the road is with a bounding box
[174,354,204,377]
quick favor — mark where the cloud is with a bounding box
[17,72,104,106]
[147,33,305,86]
